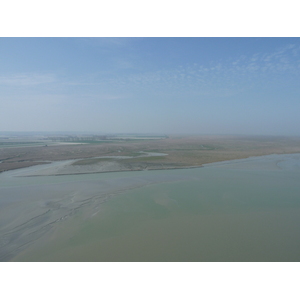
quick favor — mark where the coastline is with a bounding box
[2,151,300,177]
[2,135,300,175]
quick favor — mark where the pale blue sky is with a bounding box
[1,37,300,135]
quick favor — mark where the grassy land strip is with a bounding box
[1,135,300,172]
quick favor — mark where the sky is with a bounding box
[1,37,300,135]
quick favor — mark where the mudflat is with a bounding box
[1,135,300,174]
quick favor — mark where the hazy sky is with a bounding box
[1,37,300,135]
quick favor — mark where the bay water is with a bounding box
[1,153,300,261]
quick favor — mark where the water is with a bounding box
[1,153,300,261]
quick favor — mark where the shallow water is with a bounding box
[1,153,300,261]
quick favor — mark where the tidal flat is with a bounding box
[1,153,300,261]
[2,135,300,173]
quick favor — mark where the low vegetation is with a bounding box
[1,135,300,172]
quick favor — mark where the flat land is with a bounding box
[1,135,300,174]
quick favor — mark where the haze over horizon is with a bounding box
[1,38,300,136]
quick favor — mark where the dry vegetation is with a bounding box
[1,135,300,173]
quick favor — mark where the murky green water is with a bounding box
[1,154,300,261]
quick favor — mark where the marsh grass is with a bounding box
[72,158,113,165]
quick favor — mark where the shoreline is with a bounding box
[16,165,203,177]
[2,151,300,177]
[2,135,300,174]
